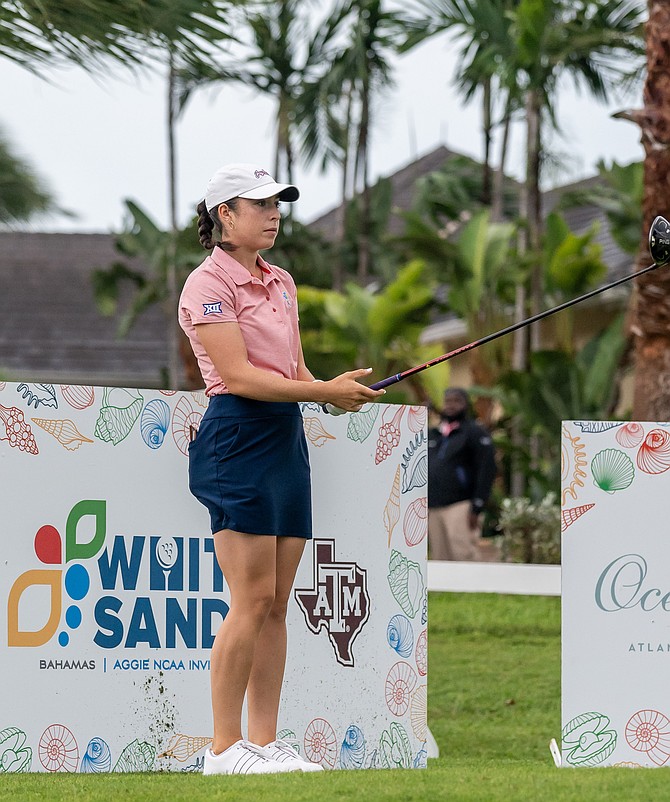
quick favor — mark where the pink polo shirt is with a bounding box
[178,247,301,396]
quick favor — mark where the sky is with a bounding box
[1,31,646,234]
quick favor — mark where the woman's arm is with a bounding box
[195,321,384,411]
[296,337,316,383]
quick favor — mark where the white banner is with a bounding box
[562,420,670,767]
[0,382,427,773]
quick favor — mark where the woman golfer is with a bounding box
[179,163,384,775]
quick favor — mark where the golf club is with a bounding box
[324,214,670,415]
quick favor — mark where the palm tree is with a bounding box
[327,0,406,284]
[0,0,232,70]
[618,1,670,419]
[510,0,644,347]
[293,1,406,285]
[178,1,347,191]
[0,127,58,224]
[402,0,522,216]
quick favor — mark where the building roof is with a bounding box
[0,232,170,387]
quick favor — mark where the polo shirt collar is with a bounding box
[210,247,279,286]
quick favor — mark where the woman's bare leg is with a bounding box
[210,529,277,754]
[247,536,306,746]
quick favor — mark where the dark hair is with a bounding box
[444,387,470,404]
[196,198,240,251]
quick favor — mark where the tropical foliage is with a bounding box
[0,0,233,70]
[92,200,204,388]
[497,492,561,564]
[491,313,629,498]
[0,127,57,224]
[558,159,643,256]
[298,259,449,406]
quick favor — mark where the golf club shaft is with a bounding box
[369,258,662,391]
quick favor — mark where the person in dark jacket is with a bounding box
[427,387,496,561]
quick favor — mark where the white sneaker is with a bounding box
[203,739,300,775]
[263,738,325,772]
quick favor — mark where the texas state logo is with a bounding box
[7,500,105,647]
[294,539,370,667]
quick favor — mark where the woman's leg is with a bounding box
[247,536,306,746]
[210,529,278,754]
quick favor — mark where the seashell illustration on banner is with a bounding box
[574,421,622,434]
[159,389,177,396]
[625,709,670,766]
[60,385,95,410]
[157,734,213,762]
[274,729,302,756]
[615,422,645,449]
[191,391,208,409]
[383,466,401,546]
[375,406,406,464]
[0,405,38,454]
[561,711,617,767]
[340,725,366,770]
[347,404,380,443]
[0,382,5,391]
[407,405,427,433]
[415,628,427,676]
[303,416,336,447]
[172,396,203,456]
[403,497,427,547]
[0,726,32,772]
[562,425,587,504]
[304,718,337,768]
[32,418,93,451]
[378,722,412,769]
[591,448,635,493]
[113,739,156,772]
[80,737,112,773]
[17,382,58,409]
[38,724,79,772]
[401,431,427,493]
[94,387,144,445]
[387,549,425,619]
[385,660,418,717]
[140,399,171,449]
[637,428,670,475]
[561,503,595,532]
[387,613,414,659]
[410,684,428,742]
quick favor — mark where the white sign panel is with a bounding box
[0,382,427,773]
[562,420,670,768]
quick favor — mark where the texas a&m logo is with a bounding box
[294,539,369,667]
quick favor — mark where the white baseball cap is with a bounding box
[204,163,300,211]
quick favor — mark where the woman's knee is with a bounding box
[228,584,275,624]
[248,588,276,621]
[267,597,289,623]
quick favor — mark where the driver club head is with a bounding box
[649,215,670,266]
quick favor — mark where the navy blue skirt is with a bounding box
[188,394,312,538]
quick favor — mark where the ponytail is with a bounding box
[196,198,240,252]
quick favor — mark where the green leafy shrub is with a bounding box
[497,493,561,564]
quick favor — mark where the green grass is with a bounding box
[3,593,666,801]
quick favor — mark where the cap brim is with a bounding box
[239,182,300,202]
